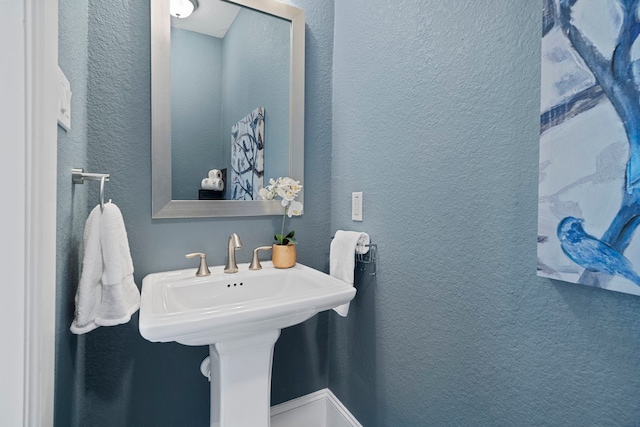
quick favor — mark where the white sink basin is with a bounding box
[139,261,356,346]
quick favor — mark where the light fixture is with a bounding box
[170,0,198,18]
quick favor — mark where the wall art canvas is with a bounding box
[230,107,264,200]
[538,0,640,296]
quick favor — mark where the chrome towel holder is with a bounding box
[72,167,111,211]
[356,243,377,276]
[330,236,377,276]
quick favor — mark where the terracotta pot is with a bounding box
[272,243,296,269]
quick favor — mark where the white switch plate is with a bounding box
[352,192,363,221]
[57,65,72,131]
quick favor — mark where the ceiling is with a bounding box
[171,0,241,38]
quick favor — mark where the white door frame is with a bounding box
[1,2,28,424]
[3,0,59,425]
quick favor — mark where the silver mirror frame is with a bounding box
[151,0,305,218]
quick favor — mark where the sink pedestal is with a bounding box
[139,263,356,426]
[208,329,281,427]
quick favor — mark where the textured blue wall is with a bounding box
[329,1,640,426]
[55,0,334,425]
[171,28,223,200]
[222,7,291,185]
[55,1,89,425]
[55,1,639,426]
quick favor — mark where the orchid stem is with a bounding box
[281,207,287,244]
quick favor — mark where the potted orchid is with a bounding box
[259,177,303,268]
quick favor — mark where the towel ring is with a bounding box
[71,168,111,211]
[99,176,106,212]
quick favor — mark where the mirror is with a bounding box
[151,0,304,218]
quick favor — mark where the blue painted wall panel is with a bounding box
[329,1,640,426]
[55,1,89,425]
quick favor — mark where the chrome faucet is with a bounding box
[224,233,243,273]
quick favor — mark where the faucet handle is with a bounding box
[249,246,273,270]
[185,252,211,277]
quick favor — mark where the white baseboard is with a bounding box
[325,390,362,427]
[271,389,362,427]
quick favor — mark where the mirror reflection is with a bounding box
[151,0,304,218]
[170,0,291,200]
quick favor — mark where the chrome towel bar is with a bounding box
[72,167,111,211]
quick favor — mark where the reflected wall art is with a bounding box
[230,107,264,200]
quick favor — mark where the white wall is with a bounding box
[0,1,27,425]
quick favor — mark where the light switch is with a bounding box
[57,66,72,131]
[352,192,363,221]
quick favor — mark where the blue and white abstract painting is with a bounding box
[538,0,640,296]
[230,107,264,200]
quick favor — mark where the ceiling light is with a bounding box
[170,0,198,19]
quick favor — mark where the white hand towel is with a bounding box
[70,205,103,334]
[71,203,141,334]
[330,230,369,317]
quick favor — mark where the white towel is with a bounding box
[71,203,141,334]
[330,230,370,317]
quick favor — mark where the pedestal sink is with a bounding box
[139,261,356,427]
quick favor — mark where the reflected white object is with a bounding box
[201,178,223,191]
[170,0,197,18]
[208,169,222,180]
[139,262,355,427]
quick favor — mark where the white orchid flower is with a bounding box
[258,187,271,200]
[277,187,295,201]
[288,201,303,217]
[263,176,303,245]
